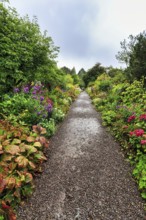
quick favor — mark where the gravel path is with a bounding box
[17,92,146,220]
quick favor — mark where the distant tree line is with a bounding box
[80,30,146,88]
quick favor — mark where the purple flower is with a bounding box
[23,86,29,93]
[32,90,37,95]
[40,96,44,101]
[37,111,41,115]
[13,88,19,93]
[45,103,52,112]
[32,85,41,91]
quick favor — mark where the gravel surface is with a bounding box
[17,92,146,220]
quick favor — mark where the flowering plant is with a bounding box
[127,114,136,122]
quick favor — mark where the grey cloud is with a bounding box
[44,1,100,58]
[9,0,146,71]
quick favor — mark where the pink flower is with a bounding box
[135,129,145,136]
[127,115,136,122]
[129,131,134,136]
[141,140,146,145]
[139,114,146,121]
[129,129,145,137]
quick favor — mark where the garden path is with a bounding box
[17,92,146,220]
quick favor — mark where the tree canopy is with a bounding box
[116,31,146,82]
[0,2,63,94]
[83,63,105,87]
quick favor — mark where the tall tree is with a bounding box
[61,66,71,75]
[0,2,59,93]
[83,63,105,87]
[116,31,146,82]
[116,35,136,67]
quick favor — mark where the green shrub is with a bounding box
[88,77,146,200]
[98,80,111,92]
[52,108,65,123]
[39,118,56,137]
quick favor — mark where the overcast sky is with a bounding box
[8,0,146,72]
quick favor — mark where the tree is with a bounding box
[70,67,76,75]
[78,68,86,88]
[78,68,86,76]
[116,31,146,82]
[128,32,146,81]
[83,63,105,87]
[61,66,71,75]
[0,2,60,94]
[116,35,136,67]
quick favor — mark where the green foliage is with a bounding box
[52,108,65,123]
[0,2,81,219]
[133,155,146,199]
[116,31,146,83]
[98,80,111,92]
[0,84,53,126]
[61,66,72,75]
[64,74,74,85]
[116,35,136,66]
[87,72,146,200]
[78,68,86,88]
[0,82,80,218]
[0,2,59,95]
[39,118,56,137]
[102,110,117,126]
[121,80,145,106]
[83,63,105,87]
[71,74,80,85]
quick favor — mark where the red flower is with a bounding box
[140,114,146,121]
[127,115,136,122]
[2,201,10,209]
[129,131,134,136]
[141,140,146,145]
[135,129,145,136]
[129,129,145,137]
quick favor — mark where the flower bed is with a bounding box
[87,75,146,200]
[0,83,80,219]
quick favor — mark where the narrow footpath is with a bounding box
[18,92,146,220]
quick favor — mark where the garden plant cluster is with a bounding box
[0,83,80,220]
[0,2,81,219]
[87,73,146,200]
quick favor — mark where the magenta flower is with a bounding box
[135,129,145,136]
[141,140,146,145]
[129,129,145,137]
[127,115,136,122]
[129,131,134,136]
[140,114,146,121]
[13,88,20,93]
